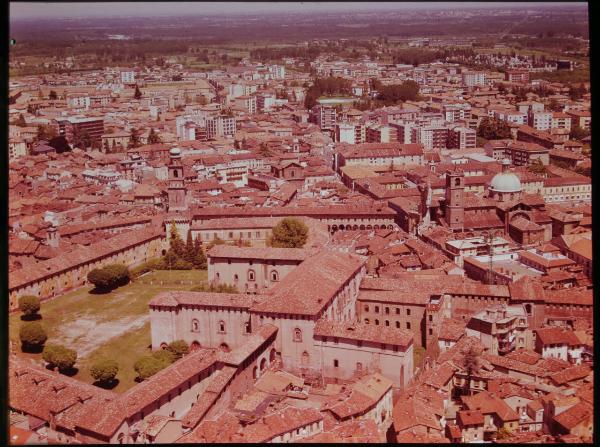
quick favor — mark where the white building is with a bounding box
[121,71,136,85]
[462,71,486,87]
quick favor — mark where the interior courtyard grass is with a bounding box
[9,269,208,393]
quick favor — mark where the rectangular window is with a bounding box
[407,309,411,316]
[334,359,339,368]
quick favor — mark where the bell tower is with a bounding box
[167,147,187,212]
[445,169,465,231]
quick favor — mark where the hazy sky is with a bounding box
[10,2,584,20]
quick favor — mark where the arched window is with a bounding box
[454,177,460,186]
[173,170,179,178]
[375,319,380,326]
[218,321,226,333]
[271,270,279,281]
[247,269,255,281]
[364,318,370,324]
[234,274,239,282]
[192,319,200,332]
[293,328,302,342]
[356,362,363,371]
[244,321,251,334]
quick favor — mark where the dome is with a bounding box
[490,161,522,193]
[169,147,181,157]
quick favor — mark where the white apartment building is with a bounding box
[234,95,257,114]
[67,95,91,110]
[336,122,358,144]
[257,93,276,112]
[461,71,486,87]
[528,111,553,131]
[269,64,286,80]
[206,115,236,139]
[493,110,528,126]
[443,103,472,122]
[448,126,477,150]
[121,71,136,85]
[311,105,337,131]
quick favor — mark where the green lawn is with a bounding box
[10,269,207,393]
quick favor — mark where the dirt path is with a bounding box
[55,314,149,358]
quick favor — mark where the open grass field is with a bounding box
[10,269,207,393]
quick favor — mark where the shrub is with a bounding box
[19,322,47,350]
[87,268,113,291]
[103,264,131,287]
[42,344,77,372]
[152,349,176,365]
[167,340,190,360]
[18,295,40,318]
[269,218,309,248]
[90,359,119,384]
[130,259,161,278]
[134,356,165,380]
[88,264,130,292]
[190,283,238,293]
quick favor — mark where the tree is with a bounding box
[269,218,309,248]
[48,135,71,153]
[184,231,195,264]
[14,114,27,127]
[167,340,189,360]
[87,268,113,291]
[570,125,590,141]
[37,124,57,142]
[133,84,142,100]
[42,344,77,372]
[90,359,119,385]
[134,356,165,380]
[87,264,130,292]
[49,90,58,100]
[169,221,186,258]
[547,98,561,112]
[18,295,41,319]
[19,322,47,351]
[528,159,547,176]
[147,128,162,144]
[128,128,140,149]
[477,117,512,140]
[193,237,207,269]
[191,283,238,293]
[103,264,131,287]
[460,345,481,397]
[72,128,92,150]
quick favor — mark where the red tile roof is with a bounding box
[314,319,413,349]
[535,327,582,346]
[207,245,308,261]
[250,250,365,317]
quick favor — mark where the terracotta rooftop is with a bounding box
[250,250,365,317]
[149,291,262,310]
[207,245,309,262]
[314,319,413,349]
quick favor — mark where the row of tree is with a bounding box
[163,223,208,270]
[133,340,189,380]
[87,264,131,293]
[304,76,353,110]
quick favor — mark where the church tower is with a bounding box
[167,148,187,212]
[445,169,464,231]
